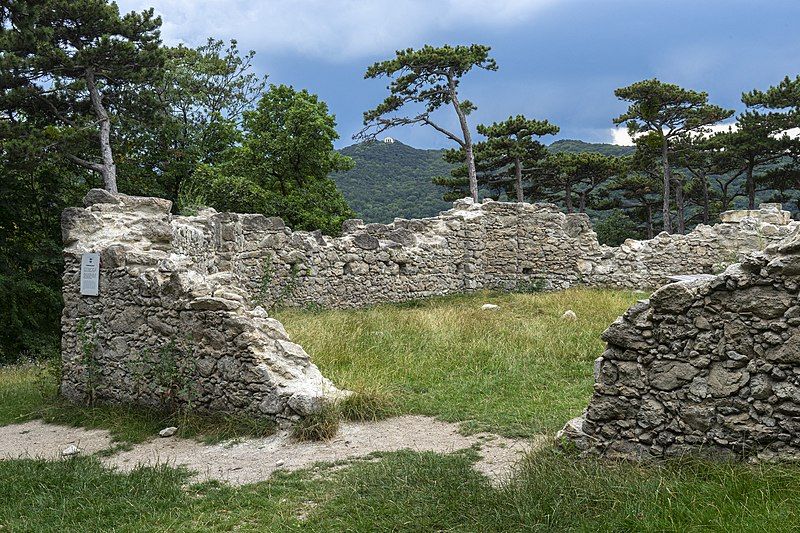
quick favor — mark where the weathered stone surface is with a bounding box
[707,364,749,397]
[157,196,797,310]
[561,225,800,461]
[62,191,800,441]
[60,191,346,424]
[649,360,699,391]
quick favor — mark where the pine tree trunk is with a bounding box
[661,138,672,233]
[646,204,653,239]
[701,172,710,224]
[565,181,573,213]
[85,68,117,193]
[747,164,756,209]
[675,175,685,234]
[449,79,477,201]
[514,157,524,202]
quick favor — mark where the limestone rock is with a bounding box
[561,217,800,461]
[159,427,178,438]
[561,310,577,320]
[62,445,80,457]
[481,304,500,311]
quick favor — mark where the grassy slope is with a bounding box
[3,289,800,531]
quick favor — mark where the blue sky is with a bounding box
[118,0,800,148]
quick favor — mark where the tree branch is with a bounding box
[65,153,103,173]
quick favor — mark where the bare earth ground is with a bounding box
[0,416,545,486]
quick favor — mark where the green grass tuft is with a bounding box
[291,404,341,441]
[337,388,397,422]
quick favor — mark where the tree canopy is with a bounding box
[359,44,497,201]
[614,79,733,232]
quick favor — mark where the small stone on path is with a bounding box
[159,427,178,438]
[481,304,500,310]
[62,445,80,457]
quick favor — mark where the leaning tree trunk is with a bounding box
[700,172,710,224]
[85,68,118,193]
[514,157,524,202]
[661,139,672,233]
[449,78,478,202]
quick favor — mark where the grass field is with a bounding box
[277,288,641,436]
[3,289,800,531]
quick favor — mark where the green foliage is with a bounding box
[595,209,643,246]
[151,38,266,203]
[188,84,355,235]
[332,140,454,222]
[614,78,734,233]
[360,44,497,137]
[1,0,165,191]
[254,255,274,307]
[437,115,559,202]
[359,44,498,200]
[613,79,734,137]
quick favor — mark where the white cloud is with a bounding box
[608,122,740,146]
[116,0,557,59]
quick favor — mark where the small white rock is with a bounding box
[62,445,80,457]
[159,426,178,438]
[275,459,285,467]
[561,310,577,321]
[481,304,500,310]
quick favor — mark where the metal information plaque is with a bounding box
[80,253,100,296]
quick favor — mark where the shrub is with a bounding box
[594,209,642,246]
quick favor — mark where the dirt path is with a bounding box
[0,416,546,486]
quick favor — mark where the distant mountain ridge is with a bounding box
[331,138,634,223]
[547,139,635,157]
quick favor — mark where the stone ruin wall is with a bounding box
[61,191,346,425]
[171,198,797,310]
[61,189,798,424]
[560,229,800,460]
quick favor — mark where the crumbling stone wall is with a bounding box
[560,228,800,460]
[170,199,797,310]
[61,189,797,421]
[61,191,346,424]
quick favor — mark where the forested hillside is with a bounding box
[332,139,636,222]
[547,139,635,157]
[331,141,454,223]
